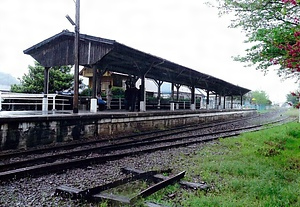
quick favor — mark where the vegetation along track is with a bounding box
[0,110,291,181]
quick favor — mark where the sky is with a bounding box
[0,0,298,104]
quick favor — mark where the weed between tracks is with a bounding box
[136,122,299,207]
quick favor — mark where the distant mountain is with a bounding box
[0,72,19,91]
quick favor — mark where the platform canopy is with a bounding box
[24,30,250,96]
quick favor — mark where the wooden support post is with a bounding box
[92,65,97,98]
[171,83,174,101]
[190,85,195,110]
[223,95,226,109]
[44,67,50,97]
[73,0,80,113]
[231,95,233,109]
[175,84,181,101]
[175,84,181,110]
[206,90,209,109]
[140,75,146,112]
[215,94,218,109]
[154,80,163,109]
[240,95,243,108]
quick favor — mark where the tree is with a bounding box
[11,61,74,93]
[208,0,300,79]
[249,90,272,105]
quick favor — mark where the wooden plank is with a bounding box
[179,180,209,190]
[131,171,185,202]
[121,167,172,182]
[153,174,209,190]
[121,167,145,175]
[55,185,82,198]
[153,174,166,181]
[78,170,163,198]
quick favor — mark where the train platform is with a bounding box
[0,108,256,151]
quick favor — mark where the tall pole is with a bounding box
[73,0,80,113]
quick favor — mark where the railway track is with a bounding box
[0,112,290,182]
[0,114,266,160]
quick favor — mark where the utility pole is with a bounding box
[73,0,80,113]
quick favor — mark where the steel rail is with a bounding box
[0,115,259,160]
[0,119,285,181]
[0,116,289,174]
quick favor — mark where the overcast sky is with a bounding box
[0,0,298,103]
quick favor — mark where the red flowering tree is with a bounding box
[280,31,300,72]
[290,91,300,108]
[209,0,300,117]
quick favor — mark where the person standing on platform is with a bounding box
[106,85,113,109]
[124,85,130,110]
[130,85,138,112]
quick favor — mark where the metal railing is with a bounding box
[0,92,70,111]
[0,92,242,112]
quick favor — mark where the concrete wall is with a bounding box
[0,110,256,150]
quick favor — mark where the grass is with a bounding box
[145,121,300,207]
[285,108,300,119]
